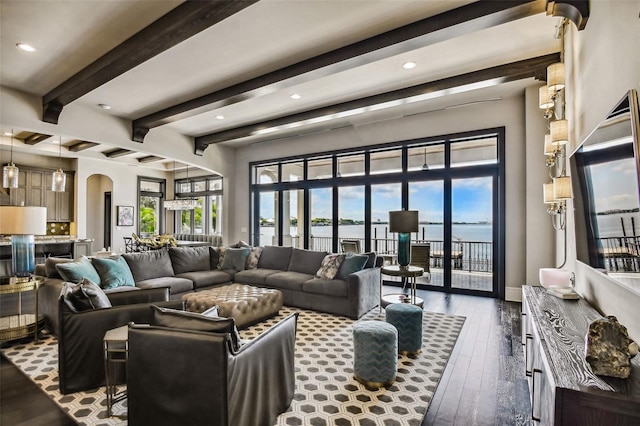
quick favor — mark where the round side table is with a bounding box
[380,265,424,309]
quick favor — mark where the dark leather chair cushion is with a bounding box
[63,279,112,312]
[150,305,242,350]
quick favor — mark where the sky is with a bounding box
[259,177,493,224]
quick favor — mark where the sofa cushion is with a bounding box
[123,249,175,282]
[136,277,193,296]
[315,254,345,280]
[363,252,377,269]
[56,256,102,285]
[257,246,293,271]
[150,305,241,350]
[221,247,250,271]
[234,268,280,286]
[45,257,73,279]
[288,248,328,275]
[245,247,263,269]
[302,278,349,298]
[336,252,368,280]
[175,270,232,290]
[169,246,211,274]
[63,278,112,312]
[91,256,136,289]
[209,246,221,269]
[264,271,309,292]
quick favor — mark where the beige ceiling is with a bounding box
[0,0,562,170]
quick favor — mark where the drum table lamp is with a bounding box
[0,206,47,280]
[389,210,419,269]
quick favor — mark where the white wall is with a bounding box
[86,174,113,252]
[565,0,640,342]
[233,94,553,300]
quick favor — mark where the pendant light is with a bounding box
[52,136,66,192]
[421,147,429,171]
[2,130,19,189]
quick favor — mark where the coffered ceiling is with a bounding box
[0,0,588,170]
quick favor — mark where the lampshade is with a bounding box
[389,210,419,233]
[3,163,19,188]
[553,176,573,200]
[543,134,555,155]
[52,168,67,192]
[547,62,565,92]
[550,119,569,145]
[543,183,556,204]
[0,206,47,235]
[538,85,554,109]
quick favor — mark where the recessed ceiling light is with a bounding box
[98,103,111,110]
[215,115,225,120]
[403,61,417,70]
[16,43,36,52]
[3,131,13,137]
[290,94,302,100]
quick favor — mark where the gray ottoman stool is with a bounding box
[353,320,398,388]
[385,303,423,355]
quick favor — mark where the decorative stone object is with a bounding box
[585,316,632,379]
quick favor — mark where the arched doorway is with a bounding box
[86,174,114,252]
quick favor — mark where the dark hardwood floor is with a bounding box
[0,287,531,426]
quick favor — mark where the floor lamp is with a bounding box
[389,210,419,269]
[0,206,47,280]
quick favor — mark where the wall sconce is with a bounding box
[539,86,555,119]
[544,134,565,178]
[546,62,565,93]
[550,119,569,146]
[2,130,19,189]
[543,175,573,231]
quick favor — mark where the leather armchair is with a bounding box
[127,312,298,426]
[58,286,183,394]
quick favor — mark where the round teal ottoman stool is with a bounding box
[353,320,398,388]
[385,303,423,355]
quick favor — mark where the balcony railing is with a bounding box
[599,236,640,272]
[307,236,493,273]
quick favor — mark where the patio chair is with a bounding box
[410,243,431,282]
[341,239,361,253]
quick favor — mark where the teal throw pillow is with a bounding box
[220,247,251,271]
[92,256,136,290]
[336,252,369,280]
[56,256,102,285]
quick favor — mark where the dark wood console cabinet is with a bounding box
[521,286,640,425]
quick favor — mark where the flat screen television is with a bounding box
[570,90,640,291]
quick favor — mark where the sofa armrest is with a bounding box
[107,287,171,306]
[346,267,381,319]
[227,312,298,425]
[34,264,47,277]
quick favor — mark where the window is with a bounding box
[174,175,222,235]
[138,177,165,237]
[250,128,505,298]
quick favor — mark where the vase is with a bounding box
[397,233,410,268]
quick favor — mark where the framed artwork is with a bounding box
[117,205,134,226]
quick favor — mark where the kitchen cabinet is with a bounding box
[2,167,73,222]
[522,286,640,425]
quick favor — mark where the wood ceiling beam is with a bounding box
[104,148,133,159]
[67,141,100,152]
[133,0,548,142]
[22,133,52,145]
[42,0,259,125]
[137,155,164,164]
[194,53,560,154]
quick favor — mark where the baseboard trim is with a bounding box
[505,286,523,302]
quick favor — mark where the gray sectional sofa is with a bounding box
[37,244,381,335]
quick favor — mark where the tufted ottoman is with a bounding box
[352,320,398,388]
[385,303,423,355]
[182,284,283,329]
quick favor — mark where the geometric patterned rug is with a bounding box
[1,306,465,426]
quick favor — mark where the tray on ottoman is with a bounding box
[182,284,283,329]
